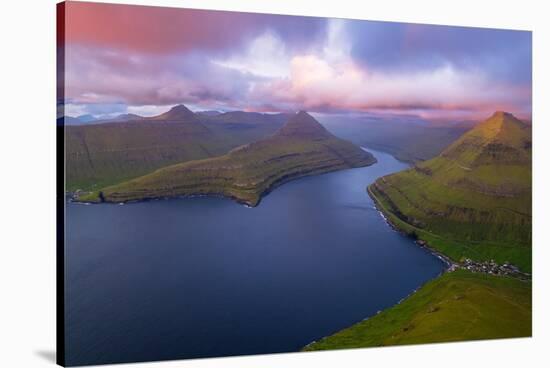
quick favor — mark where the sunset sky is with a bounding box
[60,1,532,121]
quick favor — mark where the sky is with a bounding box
[60,2,532,121]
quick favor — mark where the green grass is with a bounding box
[81,112,376,206]
[304,270,531,351]
[369,185,532,272]
[369,112,532,271]
[64,111,289,191]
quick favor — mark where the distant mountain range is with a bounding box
[196,110,223,117]
[320,116,473,163]
[76,111,376,206]
[58,113,143,126]
[59,105,286,126]
[369,111,532,271]
[65,105,293,191]
[61,104,478,167]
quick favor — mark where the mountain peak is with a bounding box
[169,104,193,114]
[483,110,521,127]
[277,111,330,138]
[491,110,513,119]
[441,110,531,165]
[475,111,527,138]
[152,104,196,121]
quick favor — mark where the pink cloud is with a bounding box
[65,2,256,54]
[64,45,257,107]
[249,54,532,119]
[61,4,531,121]
[64,2,326,55]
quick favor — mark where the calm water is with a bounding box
[65,149,446,366]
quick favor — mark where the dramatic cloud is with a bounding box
[248,53,531,119]
[347,21,532,85]
[64,2,326,55]
[61,2,532,121]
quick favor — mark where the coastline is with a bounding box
[367,183,530,278]
[303,180,530,351]
[303,268,532,351]
[73,156,377,207]
[367,184,458,270]
[301,184,453,351]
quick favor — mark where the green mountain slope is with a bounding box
[80,111,376,206]
[304,270,531,350]
[369,111,532,271]
[65,105,290,191]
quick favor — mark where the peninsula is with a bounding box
[77,111,376,206]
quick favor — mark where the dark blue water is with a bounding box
[65,149,446,366]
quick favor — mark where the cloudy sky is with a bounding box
[60,2,532,121]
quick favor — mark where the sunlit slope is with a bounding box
[370,112,532,270]
[65,105,290,191]
[304,270,531,350]
[83,111,376,206]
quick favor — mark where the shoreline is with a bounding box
[367,184,530,279]
[72,157,377,207]
[303,182,530,351]
[367,185,457,271]
[301,186,453,351]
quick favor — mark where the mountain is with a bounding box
[206,111,290,124]
[76,114,97,123]
[65,105,295,191]
[149,104,197,122]
[277,111,332,138]
[57,116,81,126]
[93,113,145,124]
[369,111,532,271]
[319,115,471,163]
[63,113,144,125]
[77,111,376,206]
[196,110,222,117]
[58,115,97,126]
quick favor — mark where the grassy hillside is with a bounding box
[319,116,470,163]
[65,105,289,191]
[369,112,532,271]
[304,270,531,350]
[78,112,376,206]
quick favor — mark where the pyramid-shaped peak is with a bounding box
[277,111,330,138]
[442,110,531,161]
[491,111,514,118]
[291,111,328,126]
[166,104,194,116]
[153,104,196,121]
[293,110,318,122]
[170,104,193,112]
[478,111,526,133]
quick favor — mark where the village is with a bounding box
[460,258,528,278]
[414,240,529,279]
